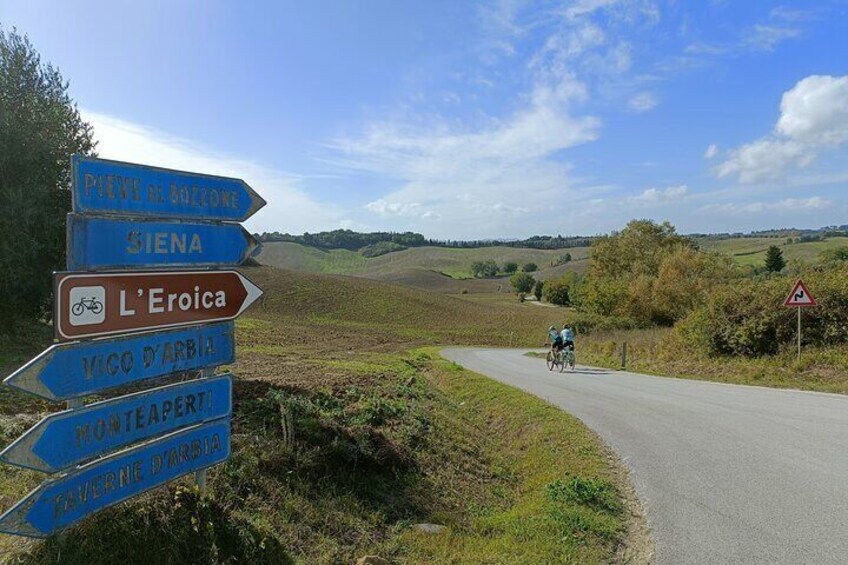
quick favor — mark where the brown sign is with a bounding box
[54,270,263,342]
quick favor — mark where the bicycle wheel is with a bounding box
[546,351,555,371]
[72,303,84,316]
[91,301,103,314]
[567,351,575,371]
[558,352,566,372]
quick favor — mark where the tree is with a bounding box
[561,253,572,264]
[764,245,786,272]
[471,259,499,278]
[522,262,538,273]
[533,280,544,301]
[503,261,518,274]
[510,272,535,294]
[544,275,575,306]
[0,29,96,326]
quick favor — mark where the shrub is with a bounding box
[510,272,535,294]
[360,241,407,257]
[471,260,499,278]
[522,262,538,273]
[676,266,848,356]
[503,261,518,274]
[544,277,571,306]
[533,280,544,301]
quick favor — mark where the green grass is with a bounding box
[0,266,633,564]
[701,236,848,267]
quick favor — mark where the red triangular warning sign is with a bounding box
[784,279,816,307]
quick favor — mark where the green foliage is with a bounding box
[677,267,848,356]
[576,221,731,326]
[471,259,500,278]
[547,476,621,514]
[544,274,576,306]
[360,240,407,257]
[0,28,96,326]
[533,279,544,301]
[819,246,848,265]
[503,261,519,274]
[510,271,535,294]
[522,262,538,273]
[764,245,786,272]
[590,220,695,280]
[561,252,572,264]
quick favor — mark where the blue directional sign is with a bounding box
[72,155,266,222]
[4,323,235,401]
[0,375,232,473]
[66,214,259,270]
[0,420,230,538]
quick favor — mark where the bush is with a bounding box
[677,266,848,356]
[533,280,544,301]
[503,261,518,274]
[360,241,407,257]
[522,262,538,273]
[544,277,571,306]
[471,260,499,278]
[510,271,535,294]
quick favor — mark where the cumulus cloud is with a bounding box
[628,92,658,112]
[82,110,342,233]
[714,75,848,183]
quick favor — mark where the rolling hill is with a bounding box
[257,241,589,287]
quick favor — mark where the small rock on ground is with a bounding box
[356,556,389,565]
[412,523,447,534]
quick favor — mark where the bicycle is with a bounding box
[546,347,566,373]
[71,297,103,316]
[562,346,575,371]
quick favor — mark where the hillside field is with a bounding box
[258,242,589,281]
[700,236,848,266]
[0,266,642,564]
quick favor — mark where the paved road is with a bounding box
[442,348,848,565]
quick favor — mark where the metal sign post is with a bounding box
[0,155,265,537]
[784,279,817,361]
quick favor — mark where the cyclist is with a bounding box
[547,325,563,353]
[561,323,575,352]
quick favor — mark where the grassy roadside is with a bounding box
[572,327,848,394]
[0,267,640,564]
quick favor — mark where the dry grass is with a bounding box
[0,266,630,564]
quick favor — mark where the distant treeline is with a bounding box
[690,225,848,240]
[258,229,596,250]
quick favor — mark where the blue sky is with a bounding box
[2,0,847,238]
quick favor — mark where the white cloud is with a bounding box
[704,143,719,159]
[744,25,801,52]
[714,75,848,183]
[776,75,848,146]
[700,196,830,215]
[631,185,688,203]
[327,1,665,238]
[628,92,658,112]
[82,110,340,234]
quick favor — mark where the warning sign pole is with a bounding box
[784,279,816,362]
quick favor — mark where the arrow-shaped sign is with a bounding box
[72,155,265,222]
[54,270,263,342]
[4,323,235,401]
[0,419,230,538]
[0,375,232,473]
[66,214,259,271]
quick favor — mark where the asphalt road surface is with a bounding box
[442,348,848,565]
